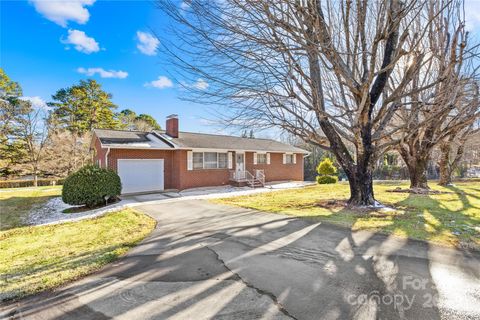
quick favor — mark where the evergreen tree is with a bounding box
[116,109,161,131]
[0,68,31,177]
[48,79,118,134]
[316,158,338,184]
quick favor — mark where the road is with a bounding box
[2,199,480,319]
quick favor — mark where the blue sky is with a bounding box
[2,0,480,136]
[1,0,226,134]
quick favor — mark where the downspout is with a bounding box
[104,148,111,169]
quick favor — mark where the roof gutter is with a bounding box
[104,147,111,169]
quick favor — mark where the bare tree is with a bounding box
[157,0,471,206]
[41,130,91,177]
[437,120,480,185]
[17,105,50,186]
[392,1,480,190]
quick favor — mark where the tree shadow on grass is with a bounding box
[445,185,480,207]
[391,188,479,253]
[0,243,141,302]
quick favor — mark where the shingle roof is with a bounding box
[93,128,308,153]
[156,130,307,153]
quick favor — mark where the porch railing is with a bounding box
[230,170,247,181]
[255,169,265,186]
[230,170,265,187]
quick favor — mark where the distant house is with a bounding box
[91,115,308,194]
[466,166,480,178]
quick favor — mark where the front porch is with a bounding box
[229,169,265,188]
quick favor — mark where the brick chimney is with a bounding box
[166,114,179,138]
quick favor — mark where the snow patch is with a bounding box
[27,197,129,226]
[27,181,316,227]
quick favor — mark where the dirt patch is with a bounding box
[387,187,454,195]
[313,199,349,209]
[313,200,384,213]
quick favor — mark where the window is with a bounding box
[193,152,203,169]
[204,152,218,169]
[285,154,294,164]
[257,153,267,164]
[192,152,229,169]
[218,153,228,168]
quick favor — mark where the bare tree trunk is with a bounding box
[33,165,38,187]
[438,139,465,186]
[407,159,429,189]
[347,163,375,206]
[438,142,452,186]
[399,148,430,190]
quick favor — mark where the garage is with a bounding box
[117,159,164,194]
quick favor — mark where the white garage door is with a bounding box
[117,159,164,194]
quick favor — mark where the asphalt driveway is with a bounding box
[2,200,479,319]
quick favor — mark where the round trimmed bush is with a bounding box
[316,175,338,184]
[62,165,122,207]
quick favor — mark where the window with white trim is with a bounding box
[192,152,229,169]
[285,154,295,164]
[193,152,204,169]
[218,153,228,168]
[257,153,267,164]
[204,152,218,169]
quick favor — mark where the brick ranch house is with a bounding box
[91,115,308,194]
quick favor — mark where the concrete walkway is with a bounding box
[2,200,479,319]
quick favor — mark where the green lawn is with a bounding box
[214,181,480,250]
[0,209,156,301]
[0,186,62,230]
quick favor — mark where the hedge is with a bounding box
[0,179,64,189]
[62,165,122,207]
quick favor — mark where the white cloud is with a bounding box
[77,67,128,79]
[136,31,159,56]
[180,1,190,10]
[30,0,95,27]
[145,76,173,89]
[181,78,209,90]
[21,96,49,110]
[193,78,209,90]
[62,29,100,54]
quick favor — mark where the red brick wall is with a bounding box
[92,135,107,168]
[92,134,304,190]
[175,150,231,190]
[245,152,304,182]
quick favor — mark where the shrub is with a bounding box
[316,158,337,184]
[62,165,122,207]
[317,158,337,176]
[316,175,338,184]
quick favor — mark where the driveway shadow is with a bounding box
[4,200,479,319]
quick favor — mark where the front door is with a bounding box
[236,153,245,179]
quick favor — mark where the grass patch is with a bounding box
[214,181,480,250]
[0,209,156,301]
[0,186,62,230]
